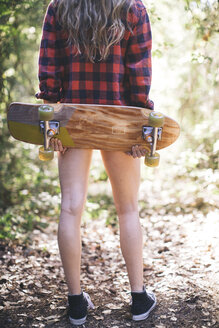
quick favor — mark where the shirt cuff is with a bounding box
[145,99,154,110]
[35,88,62,102]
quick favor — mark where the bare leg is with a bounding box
[101,151,143,292]
[58,149,93,295]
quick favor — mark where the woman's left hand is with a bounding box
[50,138,68,155]
[126,145,147,158]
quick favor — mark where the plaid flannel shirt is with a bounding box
[36,0,154,110]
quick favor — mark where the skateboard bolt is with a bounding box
[146,136,153,143]
[47,129,56,137]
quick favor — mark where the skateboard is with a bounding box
[7,103,180,167]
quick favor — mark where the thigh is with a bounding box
[100,151,141,215]
[58,149,93,211]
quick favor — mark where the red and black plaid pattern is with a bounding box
[36,0,154,109]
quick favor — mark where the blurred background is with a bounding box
[0,0,218,240]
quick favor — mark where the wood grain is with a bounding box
[7,103,180,152]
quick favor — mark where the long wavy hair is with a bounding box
[56,0,133,62]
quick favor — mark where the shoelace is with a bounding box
[83,292,95,309]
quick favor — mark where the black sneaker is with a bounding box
[131,287,156,321]
[68,292,94,325]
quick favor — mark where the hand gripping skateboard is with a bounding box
[7,103,180,167]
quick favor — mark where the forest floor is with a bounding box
[0,150,219,328]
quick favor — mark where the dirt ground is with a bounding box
[1,149,219,328]
[0,209,218,328]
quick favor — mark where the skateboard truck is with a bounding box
[40,121,59,148]
[38,105,56,161]
[142,112,164,167]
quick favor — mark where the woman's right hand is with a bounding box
[126,145,147,158]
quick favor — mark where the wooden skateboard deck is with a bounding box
[7,102,180,154]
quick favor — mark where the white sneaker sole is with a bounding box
[132,292,157,321]
[69,292,95,326]
[69,316,87,326]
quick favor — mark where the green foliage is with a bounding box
[0,0,49,104]
[179,1,219,172]
[180,0,218,120]
[0,0,57,241]
[0,139,60,240]
[146,0,218,170]
[85,194,118,229]
[184,0,218,40]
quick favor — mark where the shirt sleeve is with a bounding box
[125,8,154,109]
[36,2,64,102]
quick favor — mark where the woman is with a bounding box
[36,0,156,325]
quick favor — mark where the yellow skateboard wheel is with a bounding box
[38,105,54,121]
[38,146,54,161]
[144,152,160,167]
[149,112,164,128]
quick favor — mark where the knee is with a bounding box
[61,195,85,218]
[116,202,139,220]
